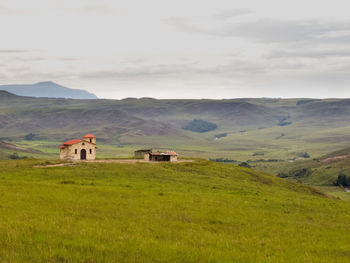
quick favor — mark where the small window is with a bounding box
[89,149,92,154]
[82,142,85,146]
[75,149,77,154]
[90,138,92,143]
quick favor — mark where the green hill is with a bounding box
[0,140,45,160]
[273,147,350,186]
[0,159,349,262]
[3,93,350,161]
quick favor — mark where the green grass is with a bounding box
[316,186,350,202]
[0,159,349,262]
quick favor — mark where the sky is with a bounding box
[1,0,350,99]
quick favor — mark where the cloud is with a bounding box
[169,17,350,44]
[66,4,116,14]
[213,9,252,20]
[80,64,194,79]
[79,59,268,82]
[0,49,30,53]
[0,4,32,15]
[267,49,350,59]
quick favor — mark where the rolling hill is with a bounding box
[2,93,350,162]
[276,146,350,186]
[0,81,98,99]
[0,159,349,262]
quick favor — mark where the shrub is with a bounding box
[183,119,217,133]
[300,152,310,158]
[215,133,227,138]
[8,152,27,160]
[291,168,312,177]
[334,173,350,187]
[278,121,292,126]
[24,133,43,140]
[239,162,251,168]
[210,158,237,163]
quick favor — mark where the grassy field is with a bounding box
[0,159,349,262]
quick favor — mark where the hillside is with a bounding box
[275,146,350,186]
[2,94,350,161]
[0,81,98,99]
[0,159,349,262]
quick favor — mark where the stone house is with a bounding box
[59,134,96,160]
[144,151,178,162]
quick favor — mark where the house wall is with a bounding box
[170,155,178,162]
[149,155,170,162]
[144,153,178,162]
[144,153,150,161]
[135,150,152,159]
[60,147,71,160]
[60,141,96,160]
[83,137,96,144]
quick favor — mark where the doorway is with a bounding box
[80,149,86,160]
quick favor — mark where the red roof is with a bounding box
[62,139,83,146]
[59,146,66,149]
[83,134,96,138]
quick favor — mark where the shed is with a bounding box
[134,149,152,159]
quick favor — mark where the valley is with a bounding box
[2,91,350,199]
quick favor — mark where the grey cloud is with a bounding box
[225,19,350,43]
[0,4,32,15]
[267,49,350,59]
[169,17,350,44]
[9,71,75,80]
[0,49,30,53]
[213,9,252,20]
[80,64,192,79]
[68,5,116,14]
[79,60,267,81]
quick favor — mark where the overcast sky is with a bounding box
[1,0,350,99]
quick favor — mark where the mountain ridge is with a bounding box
[0,81,98,99]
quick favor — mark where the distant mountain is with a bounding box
[0,81,98,99]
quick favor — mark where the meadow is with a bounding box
[0,159,349,262]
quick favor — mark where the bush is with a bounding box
[24,133,41,140]
[239,162,251,168]
[300,152,310,158]
[277,173,289,178]
[278,121,292,126]
[334,173,350,187]
[8,152,27,160]
[291,168,312,177]
[210,158,237,163]
[215,133,227,138]
[183,119,217,133]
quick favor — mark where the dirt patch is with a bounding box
[321,154,349,164]
[34,163,73,168]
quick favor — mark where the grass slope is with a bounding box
[270,146,350,186]
[0,159,349,262]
